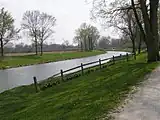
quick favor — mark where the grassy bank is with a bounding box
[0,53,159,120]
[0,50,105,69]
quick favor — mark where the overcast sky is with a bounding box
[0,0,118,45]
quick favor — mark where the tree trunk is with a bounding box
[80,41,83,51]
[84,37,87,51]
[133,0,159,62]
[87,36,91,51]
[142,0,160,62]
[131,36,136,60]
[40,42,43,56]
[88,36,93,51]
[78,42,80,51]
[90,38,93,50]
[147,39,158,62]
[0,38,4,57]
[138,33,142,54]
[150,0,160,61]
[35,35,38,55]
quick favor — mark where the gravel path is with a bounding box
[114,66,160,120]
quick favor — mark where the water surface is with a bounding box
[0,51,127,92]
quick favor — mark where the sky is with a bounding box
[0,0,118,45]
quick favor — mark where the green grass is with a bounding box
[0,53,159,120]
[0,51,105,69]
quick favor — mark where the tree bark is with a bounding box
[142,0,160,62]
[150,0,160,61]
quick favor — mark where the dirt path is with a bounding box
[114,66,160,120]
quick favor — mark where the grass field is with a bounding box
[0,51,105,69]
[0,53,158,120]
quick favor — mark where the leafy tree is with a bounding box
[0,8,19,57]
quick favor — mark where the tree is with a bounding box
[91,0,160,62]
[88,25,100,50]
[74,23,100,51]
[131,0,159,62]
[38,13,56,55]
[21,10,41,55]
[121,10,138,58]
[0,8,19,57]
[73,36,82,51]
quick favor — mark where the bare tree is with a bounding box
[21,10,40,55]
[122,10,138,59]
[131,0,159,62]
[91,0,160,62]
[38,13,56,55]
[0,8,19,57]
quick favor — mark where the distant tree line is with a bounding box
[4,43,77,53]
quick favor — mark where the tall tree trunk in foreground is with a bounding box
[131,0,159,62]
[149,0,160,61]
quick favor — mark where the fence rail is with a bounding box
[33,52,132,92]
[63,65,81,73]
[52,53,130,80]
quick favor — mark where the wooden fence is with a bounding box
[33,53,133,92]
[59,53,131,81]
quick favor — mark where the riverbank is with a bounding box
[0,53,158,120]
[0,50,105,70]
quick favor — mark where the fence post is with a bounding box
[61,69,64,81]
[81,63,84,75]
[113,56,115,64]
[126,53,129,62]
[33,76,38,93]
[99,59,102,69]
